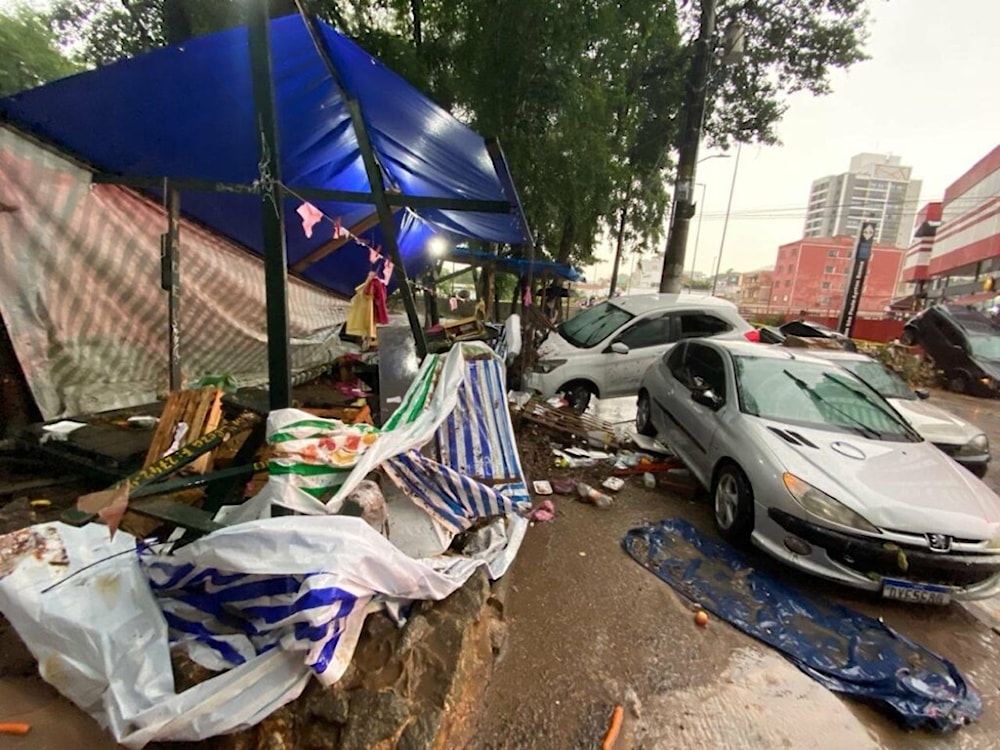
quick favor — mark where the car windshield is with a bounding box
[968,333,1000,360]
[734,356,919,441]
[558,301,634,348]
[840,360,915,400]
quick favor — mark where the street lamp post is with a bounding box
[710,142,742,296]
[687,182,707,283]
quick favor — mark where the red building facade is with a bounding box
[770,236,904,317]
[901,145,1000,309]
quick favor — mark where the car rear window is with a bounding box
[679,313,733,339]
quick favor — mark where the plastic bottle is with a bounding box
[576,482,612,509]
[642,472,656,489]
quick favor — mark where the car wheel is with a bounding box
[563,383,592,414]
[947,371,970,394]
[713,463,754,545]
[899,327,918,346]
[636,390,656,437]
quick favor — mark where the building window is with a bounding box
[824,265,834,273]
[822,281,831,289]
[828,249,837,257]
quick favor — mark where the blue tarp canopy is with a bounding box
[446,247,583,282]
[0,13,531,299]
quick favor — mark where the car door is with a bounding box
[604,312,675,397]
[662,342,727,485]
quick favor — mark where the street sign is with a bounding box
[838,222,877,336]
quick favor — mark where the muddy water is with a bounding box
[473,392,1000,748]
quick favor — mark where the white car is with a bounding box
[813,349,989,477]
[522,293,756,412]
[637,339,1000,602]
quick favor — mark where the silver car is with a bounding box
[811,349,989,477]
[636,339,1000,603]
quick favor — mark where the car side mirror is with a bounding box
[610,341,629,354]
[914,388,930,400]
[691,388,723,410]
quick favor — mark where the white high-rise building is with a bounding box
[803,153,922,248]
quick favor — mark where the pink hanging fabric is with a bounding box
[296,202,323,239]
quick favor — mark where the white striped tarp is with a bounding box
[0,126,352,418]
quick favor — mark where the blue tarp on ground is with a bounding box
[623,518,982,732]
[0,14,530,298]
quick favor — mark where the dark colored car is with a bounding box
[778,320,858,351]
[755,325,786,344]
[900,305,1000,395]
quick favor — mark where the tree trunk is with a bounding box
[410,0,423,48]
[555,214,575,265]
[608,188,632,298]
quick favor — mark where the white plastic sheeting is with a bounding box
[0,517,515,748]
[0,343,530,747]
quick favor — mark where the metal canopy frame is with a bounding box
[87,3,528,411]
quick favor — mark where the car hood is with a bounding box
[751,419,1000,539]
[537,330,580,358]
[887,397,982,446]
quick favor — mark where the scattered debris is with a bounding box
[511,396,618,449]
[576,482,612,509]
[532,480,553,495]
[642,473,656,489]
[529,500,556,522]
[550,479,577,495]
[0,723,31,735]
[601,704,623,750]
[601,477,625,492]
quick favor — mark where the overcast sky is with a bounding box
[598,0,1000,281]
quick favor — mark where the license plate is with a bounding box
[882,578,951,605]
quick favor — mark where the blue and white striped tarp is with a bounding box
[383,355,529,534]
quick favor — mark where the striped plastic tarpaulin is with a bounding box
[0,126,352,418]
[0,342,530,747]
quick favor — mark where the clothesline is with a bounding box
[287,186,394,285]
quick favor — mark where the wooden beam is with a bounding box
[290,208,399,273]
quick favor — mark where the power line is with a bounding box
[693,193,998,222]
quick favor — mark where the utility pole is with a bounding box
[659,0,718,293]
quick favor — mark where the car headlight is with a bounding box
[782,473,879,534]
[958,434,990,457]
[531,359,567,374]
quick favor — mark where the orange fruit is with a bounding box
[694,611,709,627]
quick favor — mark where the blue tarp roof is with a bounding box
[447,247,583,282]
[0,14,531,298]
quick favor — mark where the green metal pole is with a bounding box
[248,0,292,409]
[160,181,182,391]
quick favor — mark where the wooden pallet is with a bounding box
[144,387,224,474]
[123,387,225,537]
[513,397,618,449]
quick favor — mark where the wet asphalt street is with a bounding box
[472,390,1000,750]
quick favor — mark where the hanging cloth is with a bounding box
[367,276,389,325]
[346,273,376,339]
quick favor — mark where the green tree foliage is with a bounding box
[44,0,872,269]
[0,8,79,97]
